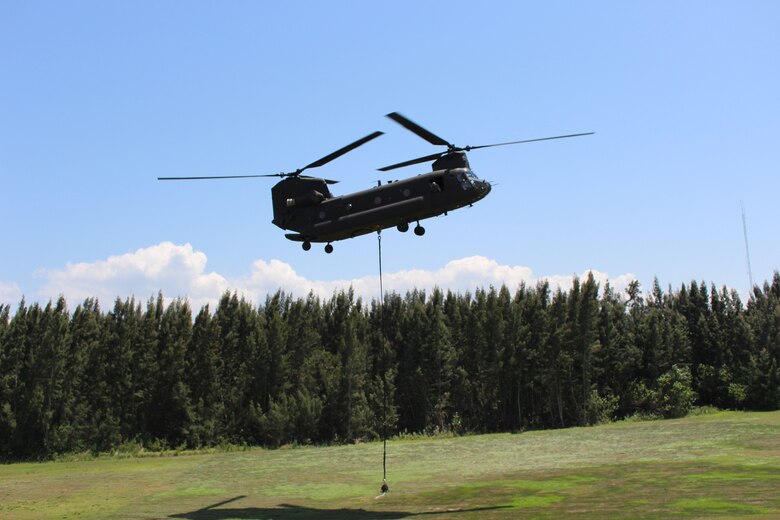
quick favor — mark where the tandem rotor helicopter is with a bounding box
[159,113,593,253]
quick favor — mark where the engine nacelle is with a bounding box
[285,190,326,208]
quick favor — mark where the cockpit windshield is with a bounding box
[458,170,479,190]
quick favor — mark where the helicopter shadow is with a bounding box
[168,495,510,519]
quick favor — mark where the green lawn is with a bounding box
[2,411,779,519]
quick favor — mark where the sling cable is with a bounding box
[376,230,390,498]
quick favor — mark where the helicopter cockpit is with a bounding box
[457,170,480,190]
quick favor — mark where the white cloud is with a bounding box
[37,242,230,310]
[0,281,22,306]
[34,241,636,310]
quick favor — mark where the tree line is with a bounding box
[1,272,779,460]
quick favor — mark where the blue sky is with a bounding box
[2,1,778,309]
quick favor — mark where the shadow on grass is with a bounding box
[170,495,509,519]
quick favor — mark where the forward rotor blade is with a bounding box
[386,112,451,147]
[158,173,284,181]
[378,151,445,172]
[301,131,384,172]
[466,132,594,151]
[377,132,595,171]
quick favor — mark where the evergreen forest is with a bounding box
[2,272,780,461]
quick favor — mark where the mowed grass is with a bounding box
[2,411,780,519]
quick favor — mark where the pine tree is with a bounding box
[286,293,325,443]
[38,297,70,454]
[0,303,12,456]
[0,300,25,457]
[151,297,193,447]
[135,294,162,443]
[395,290,429,433]
[188,304,224,446]
[575,273,600,425]
[425,288,456,432]
[546,288,573,428]
[366,295,399,442]
[213,291,266,442]
[512,281,552,429]
[64,298,103,452]
[322,290,372,441]
[595,283,633,420]
[264,291,291,406]
[745,272,780,409]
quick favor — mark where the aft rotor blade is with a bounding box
[386,112,451,147]
[467,132,595,151]
[158,173,284,181]
[300,175,339,184]
[378,151,445,172]
[301,131,384,172]
[159,173,339,184]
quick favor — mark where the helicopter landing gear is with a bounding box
[414,223,425,236]
[302,241,312,251]
[397,221,409,233]
[325,243,334,254]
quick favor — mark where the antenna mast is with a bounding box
[741,201,754,289]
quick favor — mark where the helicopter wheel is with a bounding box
[302,241,312,251]
[414,223,425,236]
[397,221,409,233]
[325,243,334,254]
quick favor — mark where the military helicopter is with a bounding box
[159,113,592,253]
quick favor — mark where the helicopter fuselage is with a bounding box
[273,164,490,245]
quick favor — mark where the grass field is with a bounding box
[2,410,780,519]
